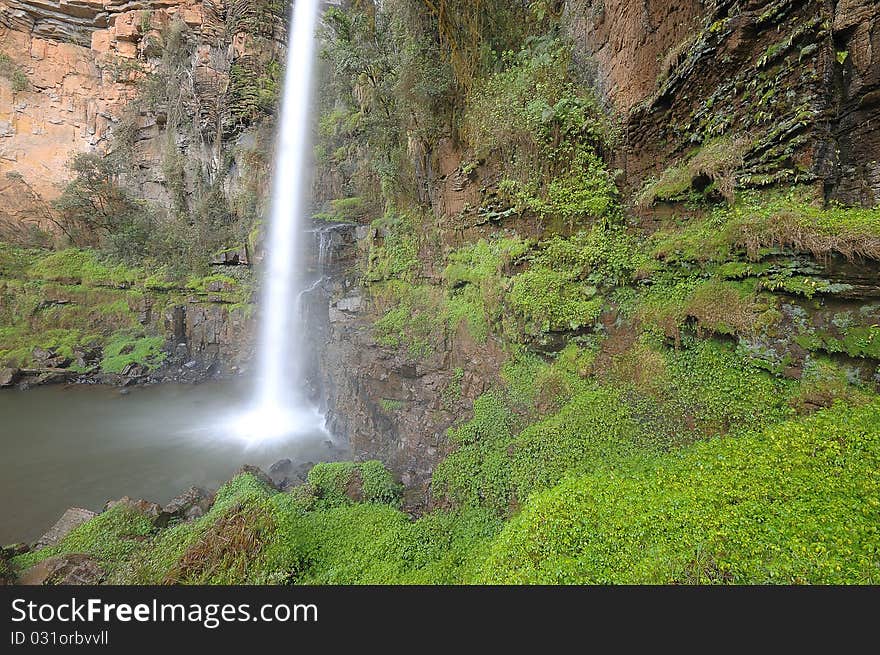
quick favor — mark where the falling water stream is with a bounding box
[0,0,342,542]
[235,0,327,441]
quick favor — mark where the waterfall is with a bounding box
[238,0,326,441]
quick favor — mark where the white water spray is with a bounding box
[235,0,326,442]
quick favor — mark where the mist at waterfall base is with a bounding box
[229,0,329,444]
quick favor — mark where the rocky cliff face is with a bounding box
[0,0,284,239]
[0,0,283,380]
[567,0,880,205]
[306,0,880,506]
[311,223,504,507]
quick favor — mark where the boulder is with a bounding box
[43,355,72,368]
[1,544,29,558]
[336,295,363,313]
[34,508,96,550]
[0,368,20,387]
[104,497,164,525]
[206,279,236,293]
[31,346,55,363]
[268,458,306,490]
[18,554,104,585]
[234,465,277,490]
[296,461,316,481]
[120,362,146,377]
[162,487,214,522]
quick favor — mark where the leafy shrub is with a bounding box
[53,154,155,254]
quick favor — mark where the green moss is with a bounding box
[650,188,880,263]
[637,135,748,206]
[510,266,603,335]
[379,398,404,413]
[307,461,401,508]
[480,401,880,584]
[12,505,154,576]
[537,224,646,287]
[635,275,774,340]
[316,197,371,223]
[372,282,441,357]
[443,236,529,342]
[28,248,142,287]
[185,273,237,292]
[797,325,880,360]
[365,212,420,283]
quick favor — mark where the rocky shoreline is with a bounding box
[0,348,242,392]
[0,456,348,586]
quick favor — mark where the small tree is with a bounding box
[53,153,154,257]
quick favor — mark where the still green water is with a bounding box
[0,382,343,543]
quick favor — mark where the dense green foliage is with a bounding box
[480,401,880,584]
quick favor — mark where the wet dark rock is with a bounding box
[30,346,72,368]
[31,346,54,363]
[211,246,250,266]
[18,554,104,585]
[206,279,236,293]
[162,487,214,522]
[0,367,20,387]
[34,508,96,550]
[268,459,306,490]
[234,465,278,490]
[0,544,27,586]
[269,458,293,476]
[2,544,29,558]
[295,461,316,481]
[72,346,100,371]
[35,370,72,385]
[335,295,363,313]
[120,362,147,377]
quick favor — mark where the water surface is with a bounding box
[0,382,344,544]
